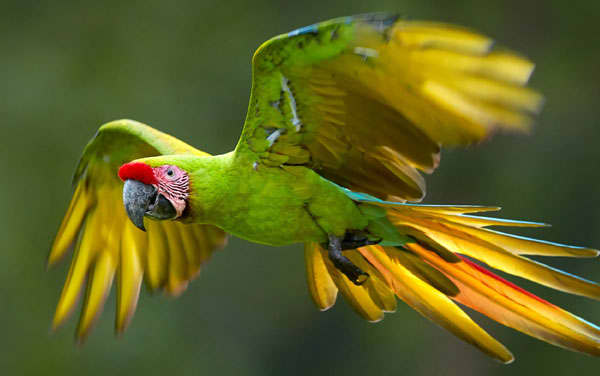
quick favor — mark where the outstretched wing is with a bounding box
[236,13,543,201]
[49,119,227,340]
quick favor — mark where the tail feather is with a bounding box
[407,243,600,355]
[303,203,600,361]
[395,204,501,214]
[388,207,600,299]
[436,213,596,257]
[389,204,598,257]
[426,213,549,228]
[389,248,459,296]
[304,242,338,311]
[358,245,514,363]
[346,251,398,313]
[323,249,385,322]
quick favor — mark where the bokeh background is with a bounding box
[2,0,600,375]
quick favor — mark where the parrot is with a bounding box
[48,13,600,363]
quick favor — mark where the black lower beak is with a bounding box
[123,179,156,231]
[123,179,178,232]
[146,193,177,221]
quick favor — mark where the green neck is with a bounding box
[137,151,239,225]
[185,151,239,224]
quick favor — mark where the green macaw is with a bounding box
[49,14,600,362]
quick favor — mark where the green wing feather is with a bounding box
[49,119,227,340]
[236,13,543,201]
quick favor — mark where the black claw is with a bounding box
[327,234,370,285]
[348,268,369,286]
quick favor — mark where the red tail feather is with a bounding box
[456,254,556,308]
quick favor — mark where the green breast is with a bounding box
[190,153,368,246]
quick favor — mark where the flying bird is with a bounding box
[49,14,600,362]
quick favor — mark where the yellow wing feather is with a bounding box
[77,251,116,341]
[49,120,227,340]
[240,15,542,201]
[145,222,169,290]
[116,224,144,333]
[391,21,494,54]
[48,183,91,266]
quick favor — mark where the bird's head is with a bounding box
[118,159,190,231]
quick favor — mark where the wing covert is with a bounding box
[49,119,227,340]
[236,13,543,201]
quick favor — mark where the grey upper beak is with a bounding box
[123,179,157,231]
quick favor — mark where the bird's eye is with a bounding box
[167,169,174,177]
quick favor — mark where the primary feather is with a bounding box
[238,13,542,201]
[49,120,227,340]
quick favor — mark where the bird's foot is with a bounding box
[340,230,381,250]
[327,234,369,285]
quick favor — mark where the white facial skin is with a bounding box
[152,165,190,218]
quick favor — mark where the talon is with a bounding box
[327,234,370,285]
[354,272,369,285]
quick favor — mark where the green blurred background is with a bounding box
[2,0,600,375]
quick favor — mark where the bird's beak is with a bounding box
[123,179,176,231]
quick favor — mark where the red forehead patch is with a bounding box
[118,162,157,185]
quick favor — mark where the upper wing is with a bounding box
[49,119,227,340]
[236,13,543,201]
